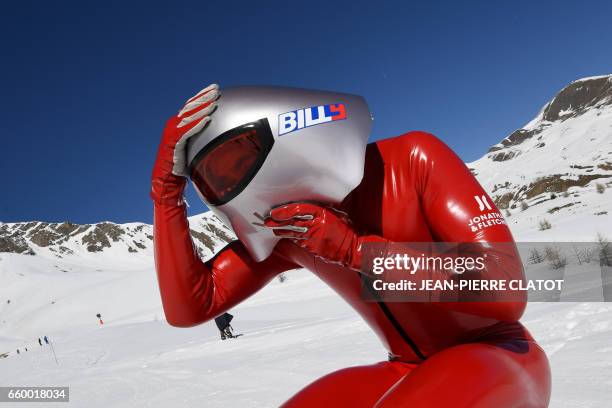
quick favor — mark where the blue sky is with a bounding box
[1,1,611,224]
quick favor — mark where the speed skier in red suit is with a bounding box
[151,84,551,407]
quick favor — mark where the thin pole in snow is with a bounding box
[49,342,59,365]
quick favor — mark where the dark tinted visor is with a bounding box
[189,118,274,206]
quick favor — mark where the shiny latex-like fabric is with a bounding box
[153,131,551,407]
[282,340,550,407]
[263,203,365,269]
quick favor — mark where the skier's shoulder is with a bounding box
[374,131,453,165]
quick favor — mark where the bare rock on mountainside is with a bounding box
[81,223,124,252]
[542,76,612,122]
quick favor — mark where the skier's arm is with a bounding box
[403,132,526,320]
[154,201,296,327]
[151,84,297,328]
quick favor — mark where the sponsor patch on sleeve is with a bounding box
[468,195,506,232]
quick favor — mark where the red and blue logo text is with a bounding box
[278,103,347,136]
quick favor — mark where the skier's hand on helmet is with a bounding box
[151,84,220,205]
[264,203,359,267]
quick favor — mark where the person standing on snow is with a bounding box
[214,312,236,340]
[38,338,42,346]
[151,84,551,407]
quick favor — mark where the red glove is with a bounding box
[264,202,382,270]
[151,84,220,206]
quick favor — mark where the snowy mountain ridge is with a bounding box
[488,74,612,152]
[469,74,612,240]
[0,212,235,262]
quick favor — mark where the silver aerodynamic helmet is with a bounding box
[186,86,372,261]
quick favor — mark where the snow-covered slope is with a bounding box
[1,258,611,407]
[0,213,235,341]
[1,75,612,407]
[469,74,612,240]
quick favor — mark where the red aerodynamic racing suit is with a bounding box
[151,85,551,407]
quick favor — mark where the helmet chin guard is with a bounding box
[187,86,372,261]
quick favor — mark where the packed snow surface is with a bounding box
[1,253,611,407]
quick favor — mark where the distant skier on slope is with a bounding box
[43,336,49,345]
[151,84,551,407]
[38,338,42,346]
[214,312,237,340]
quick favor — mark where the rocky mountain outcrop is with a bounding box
[488,75,612,157]
[0,213,235,259]
[470,75,612,215]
